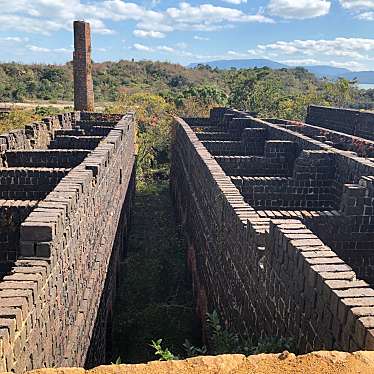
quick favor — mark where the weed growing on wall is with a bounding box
[150,339,178,361]
[206,311,295,356]
[150,310,295,360]
[182,339,208,357]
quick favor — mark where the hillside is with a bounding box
[0,60,343,103]
[1,59,374,116]
[0,60,228,102]
[188,59,374,83]
[0,60,321,104]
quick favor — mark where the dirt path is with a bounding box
[0,101,107,111]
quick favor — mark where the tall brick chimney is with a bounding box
[73,21,94,111]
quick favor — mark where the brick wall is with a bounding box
[215,156,292,176]
[268,118,374,158]
[5,150,90,168]
[0,113,74,159]
[0,168,69,200]
[0,200,38,265]
[49,135,102,150]
[0,112,136,372]
[307,105,374,141]
[209,111,374,279]
[171,112,374,354]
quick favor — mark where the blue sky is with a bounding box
[0,0,374,71]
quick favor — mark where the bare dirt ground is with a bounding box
[0,101,107,111]
[17,351,374,374]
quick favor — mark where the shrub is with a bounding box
[150,310,295,361]
[106,92,174,180]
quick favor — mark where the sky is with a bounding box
[0,0,374,71]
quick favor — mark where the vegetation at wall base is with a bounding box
[150,310,295,361]
[111,180,201,364]
[150,339,178,361]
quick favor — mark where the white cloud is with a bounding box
[194,35,210,41]
[176,42,188,49]
[256,38,374,58]
[357,11,374,19]
[278,58,367,70]
[0,0,161,34]
[85,19,114,35]
[27,45,51,53]
[243,37,374,71]
[133,29,166,38]
[130,42,224,60]
[280,58,322,65]
[329,60,367,70]
[338,1,374,21]
[132,44,181,53]
[54,48,72,53]
[133,43,153,52]
[0,0,272,39]
[227,50,249,57]
[157,45,175,52]
[0,14,63,34]
[339,0,374,9]
[221,0,247,4]
[0,36,25,43]
[166,2,274,28]
[27,44,72,53]
[268,0,331,19]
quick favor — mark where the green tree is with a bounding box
[227,70,258,110]
[107,92,174,179]
[323,78,354,107]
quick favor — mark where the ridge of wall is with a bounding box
[7,351,374,374]
[171,114,374,353]
[307,105,374,141]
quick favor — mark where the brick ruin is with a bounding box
[171,106,374,353]
[0,111,136,372]
[2,16,374,372]
[1,94,374,372]
[73,21,95,112]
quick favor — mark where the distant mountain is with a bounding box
[339,71,374,84]
[188,59,288,70]
[188,59,374,84]
[303,65,351,77]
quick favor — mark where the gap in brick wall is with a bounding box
[111,180,202,363]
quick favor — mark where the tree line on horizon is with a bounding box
[1,59,374,119]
